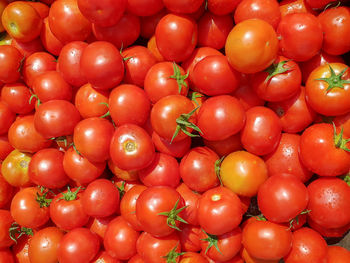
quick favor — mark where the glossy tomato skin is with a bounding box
[109,84,151,126]
[307,177,350,229]
[57,228,100,263]
[1,83,35,114]
[110,124,155,171]
[0,101,16,135]
[179,147,219,193]
[207,0,241,16]
[11,37,44,58]
[0,45,23,84]
[28,148,70,189]
[28,227,64,263]
[40,17,64,56]
[127,0,164,16]
[257,174,309,223]
[326,246,350,263]
[198,186,243,235]
[48,0,91,44]
[300,123,350,177]
[152,131,191,159]
[34,100,81,139]
[155,14,198,62]
[197,95,246,141]
[284,227,327,263]
[80,41,124,90]
[176,183,200,226]
[136,186,186,237]
[225,19,278,74]
[240,106,282,156]
[264,133,312,183]
[220,151,268,197]
[104,216,140,260]
[277,13,323,61]
[242,220,292,260]
[77,0,126,27]
[305,63,350,116]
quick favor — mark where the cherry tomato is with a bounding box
[0,45,23,84]
[1,83,35,114]
[40,17,64,56]
[127,0,164,16]
[0,101,16,135]
[176,183,200,226]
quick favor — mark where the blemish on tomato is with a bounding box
[211,194,221,201]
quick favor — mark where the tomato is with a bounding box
[57,228,100,263]
[326,246,350,263]
[179,225,201,252]
[234,0,281,29]
[225,19,278,74]
[0,135,14,161]
[57,41,88,87]
[40,17,64,56]
[12,232,31,263]
[136,231,181,263]
[307,177,350,229]
[206,0,241,16]
[0,0,6,32]
[11,38,44,58]
[80,41,124,90]
[109,84,151,126]
[0,169,14,208]
[306,63,350,116]
[203,133,242,157]
[77,0,126,27]
[268,86,317,133]
[122,45,157,87]
[155,14,197,62]
[136,186,186,237]
[32,71,72,102]
[63,147,106,185]
[104,216,139,260]
[2,2,42,43]
[176,183,200,226]
[110,124,155,171]
[0,101,16,135]
[179,147,219,193]
[192,55,239,96]
[334,111,350,138]
[0,249,14,263]
[10,187,50,229]
[50,187,90,230]
[257,174,309,223]
[251,56,301,102]
[28,227,64,263]
[93,250,122,263]
[241,106,282,156]
[92,12,140,49]
[277,13,323,62]
[22,51,57,88]
[0,45,23,84]
[305,0,334,9]
[200,227,242,262]
[147,35,165,62]
[0,209,14,249]
[279,0,316,18]
[26,2,49,19]
[300,123,350,177]
[180,252,207,263]
[197,95,245,141]
[81,179,119,217]
[48,0,91,44]
[197,12,233,50]
[162,0,202,14]
[1,83,35,114]
[127,0,163,16]
[108,160,139,182]
[1,149,32,187]
[144,62,189,104]
[34,100,81,139]
[264,133,312,183]
[220,151,268,197]
[283,227,327,263]
[140,9,167,39]
[308,217,350,238]
[152,131,191,159]
[242,220,292,260]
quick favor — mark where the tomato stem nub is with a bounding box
[316,66,350,92]
[200,229,223,255]
[169,62,189,94]
[9,223,34,243]
[158,198,189,231]
[264,60,291,82]
[215,156,225,186]
[59,186,82,201]
[333,123,350,152]
[162,244,185,263]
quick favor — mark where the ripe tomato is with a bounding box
[0,45,23,84]
[110,124,155,171]
[326,246,350,263]
[0,101,16,135]
[334,111,350,138]
[127,0,164,17]
[28,227,64,263]
[0,209,14,249]
[225,19,278,74]
[0,169,14,208]
[206,0,241,16]
[93,250,122,263]
[136,186,186,237]
[198,186,243,235]
[180,252,208,263]
[155,14,197,62]
[152,131,191,159]
[40,17,64,56]
[11,37,44,58]
[203,133,242,157]
[0,249,14,263]
[220,151,268,197]
[176,183,200,226]
[104,216,140,260]
[0,135,14,161]
[1,83,35,114]
[179,225,201,252]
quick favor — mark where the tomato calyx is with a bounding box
[264,60,291,82]
[323,1,341,12]
[36,186,53,208]
[157,198,188,231]
[214,156,225,186]
[333,123,350,152]
[162,244,185,263]
[169,63,189,94]
[171,107,202,143]
[29,93,41,107]
[316,66,350,92]
[190,92,204,107]
[99,102,110,118]
[200,229,223,255]
[343,174,350,187]
[116,181,126,199]
[58,186,82,201]
[17,56,25,73]
[288,209,311,230]
[9,222,34,243]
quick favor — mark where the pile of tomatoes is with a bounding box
[0,0,350,262]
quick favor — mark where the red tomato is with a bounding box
[308,217,350,238]
[88,216,113,240]
[176,183,200,226]
[127,0,164,16]
[0,45,23,84]
[0,170,14,208]
[0,249,14,263]
[279,0,316,18]
[1,83,35,114]
[80,41,124,90]
[0,135,14,161]
[305,0,334,9]
[203,133,242,157]
[180,252,208,263]
[162,0,203,14]
[104,216,140,260]
[93,250,122,263]
[136,186,186,237]
[225,19,278,74]
[48,0,91,44]
[0,101,16,135]
[179,225,201,252]
[152,131,191,159]
[0,210,14,249]
[284,227,327,263]
[198,186,243,235]
[110,124,155,171]
[334,111,350,138]
[140,9,168,39]
[10,38,44,58]
[155,14,198,62]
[57,228,100,263]
[207,0,241,16]
[40,17,64,56]
[326,246,350,263]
